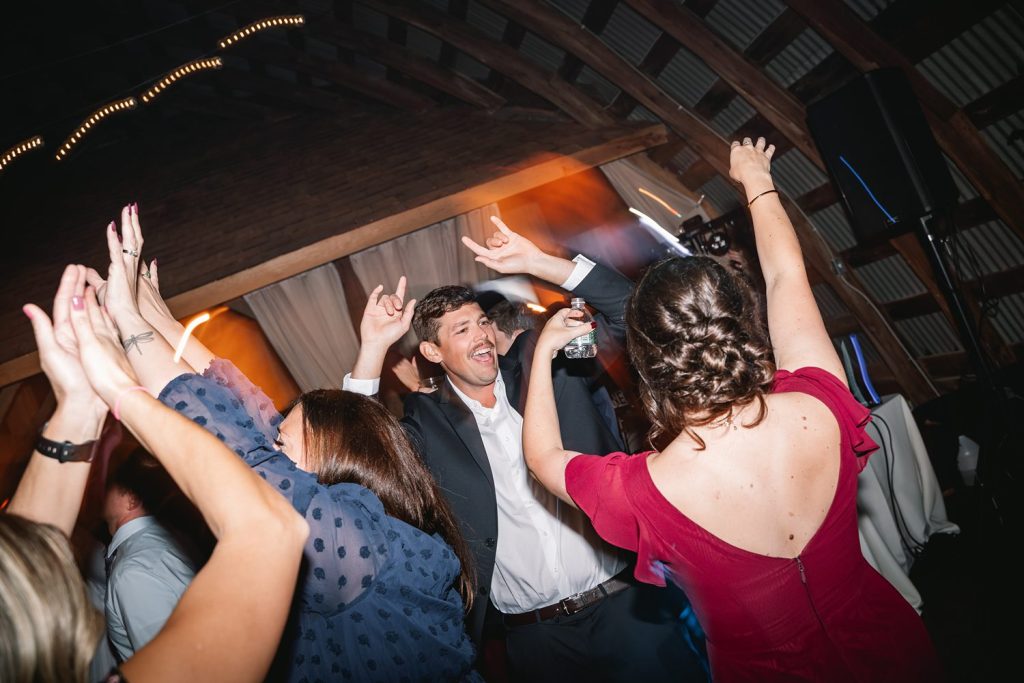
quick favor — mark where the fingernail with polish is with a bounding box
[71,296,84,310]
[590,322,597,329]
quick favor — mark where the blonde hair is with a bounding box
[0,514,103,683]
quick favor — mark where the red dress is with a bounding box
[565,367,941,682]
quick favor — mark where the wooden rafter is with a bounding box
[232,41,436,111]
[308,22,505,110]
[965,75,1024,130]
[557,0,620,83]
[622,0,825,169]
[357,0,613,127]
[784,0,1024,247]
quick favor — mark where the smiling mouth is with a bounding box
[471,346,494,361]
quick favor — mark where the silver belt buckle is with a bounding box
[559,591,587,616]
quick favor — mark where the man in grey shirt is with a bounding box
[103,450,197,661]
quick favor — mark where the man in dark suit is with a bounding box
[344,218,704,682]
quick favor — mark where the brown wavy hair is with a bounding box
[294,390,475,609]
[0,514,102,683]
[626,256,776,450]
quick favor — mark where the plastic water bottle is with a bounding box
[563,297,597,359]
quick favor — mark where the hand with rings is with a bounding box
[728,136,776,189]
[103,203,146,333]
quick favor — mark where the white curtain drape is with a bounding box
[349,204,501,353]
[600,154,708,228]
[243,263,360,392]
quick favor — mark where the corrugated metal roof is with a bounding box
[813,282,851,318]
[518,31,566,73]
[548,0,589,23]
[656,47,719,107]
[810,204,857,251]
[600,2,663,66]
[670,146,702,172]
[627,105,660,123]
[764,28,833,88]
[952,220,1024,278]
[843,0,893,22]
[990,293,1024,345]
[699,175,742,213]
[895,313,964,356]
[916,6,1024,107]
[705,0,786,52]
[709,96,756,135]
[980,110,1024,180]
[403,27,443,62]
[770,149,829,197]
[455,52,490,80]
[853,255,927,303]
[465,1,507,41]
[577,65,620,104]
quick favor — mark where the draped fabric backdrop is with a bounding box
[599,154,707,230]
[244,205,501,390]
[244,263,360,393]
[349,204,501,354]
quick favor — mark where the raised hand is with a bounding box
[536,308,593,358]
[729,137,776,190]
[68,286,142,405]
[390,355,425,393]
[104,203,145,328]
[137,257,174,323]
[360,276,416,349]
[461,216,547,275]
[22,265,108,419]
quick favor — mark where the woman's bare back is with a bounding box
[646,391,841,558]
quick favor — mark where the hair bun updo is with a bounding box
[626,256,776,449]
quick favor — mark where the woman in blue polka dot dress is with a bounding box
[97,209,481,683]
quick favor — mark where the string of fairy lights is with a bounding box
[1,13,305,173]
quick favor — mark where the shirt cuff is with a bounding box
[342,373,379,396]
[560,255,596,291]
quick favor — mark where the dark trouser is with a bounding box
[503,582,708,683]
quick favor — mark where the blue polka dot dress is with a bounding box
[159,360,480,683]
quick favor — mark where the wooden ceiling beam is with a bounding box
[796,183,838,214]
[557,0,621,83]
[358,0,613,128]
[485,20,527,93]
[623,0,825,169]
[0,121,666,387]
[607,32,682,119]
[308,22,505,110]
[475,0,730,172]
[964,75,1024,129]
[784,0,1024,246]
[232,41,436,111]
[691,7,807,123]
[211,65,353,114]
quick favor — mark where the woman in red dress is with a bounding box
[522,137,942,682]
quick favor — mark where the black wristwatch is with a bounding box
[35,434,99,463]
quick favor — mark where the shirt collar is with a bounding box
[108,515,157,558]
[447,372,506,416]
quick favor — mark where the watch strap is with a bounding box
[35,434,98,463]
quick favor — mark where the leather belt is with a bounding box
[502,577,631,627]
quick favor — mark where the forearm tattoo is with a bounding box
[121,331,154,355]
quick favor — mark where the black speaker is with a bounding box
[806,68,958,246]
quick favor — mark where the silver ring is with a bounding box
[142,271,152,279]
[122,249,139,257]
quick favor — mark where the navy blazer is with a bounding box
[400,262,632,641]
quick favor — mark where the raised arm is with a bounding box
[522,308,596,505]
[462,216,575,286]
[101,205,194,395]
[345,276,416,390]
[730,137,844,381]
[8,265,109,535]
[70,286,308,683]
